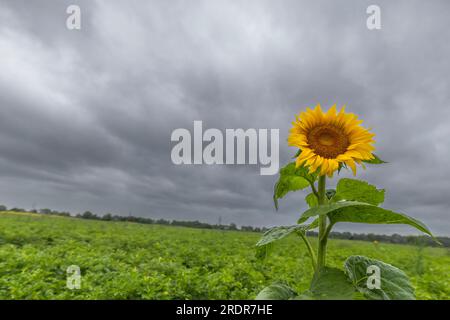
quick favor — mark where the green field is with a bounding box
[0,211,448,300]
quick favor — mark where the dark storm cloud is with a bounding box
[0,0,449,235]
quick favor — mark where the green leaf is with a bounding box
[255,242,274,260]
[256,224,313,247]
[255,282,297,300]
[293,291,364,300]
[305,189,335,208]
[299,201,366,223]
[298,201,434,238]
[333,178,385,206]
[310,267,355,300]
[344,255,415,300]
[273,162,317,210]
[255,221,318,260]
[291,290,315,300]
[363,153,387,164]
[305,193,318,208]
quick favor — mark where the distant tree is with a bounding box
[0,205,7,211]
[391,233,403,244]
[81,211,97,219]
[156,219,169,225]
[39,208,52,214]
[56,211,71,217]
[102,213,113,221]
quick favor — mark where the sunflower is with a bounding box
[288,104,375,177]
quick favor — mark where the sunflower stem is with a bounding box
[309,181,319,200]
[298,231,317,271]
[316,175,327,272]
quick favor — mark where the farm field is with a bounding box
[0,211,448,300]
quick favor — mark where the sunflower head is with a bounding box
[288,104,375,177]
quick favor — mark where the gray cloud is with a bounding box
[0,0,449,235]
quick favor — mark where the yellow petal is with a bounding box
[320,159,329,176]
[345,159,357,176]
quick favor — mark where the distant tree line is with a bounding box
[76,211,259,232]
[1,204,448,247]
[0,205,71,217]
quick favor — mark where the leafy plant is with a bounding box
[256,105,438,300]
[0,211,447,299]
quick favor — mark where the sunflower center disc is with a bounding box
[318,133,335,146]
[307,125,349,158]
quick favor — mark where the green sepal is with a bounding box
[363,153,387,164]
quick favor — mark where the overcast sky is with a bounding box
[0,0,449,235]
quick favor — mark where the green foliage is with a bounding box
[255,282,297,300]
[263,169,440,302]
[255,243,274,261]
[305,189,335,208]
[256,221,318,260]
[0,212,448,299]
[298,201,434,238]
[273,162,317,210]
[333,178,385,206]
[305,193,318,208]
[256,224,310,247]
[291,290,316,300]
[309,267,355,300]
[344,255,415,300]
